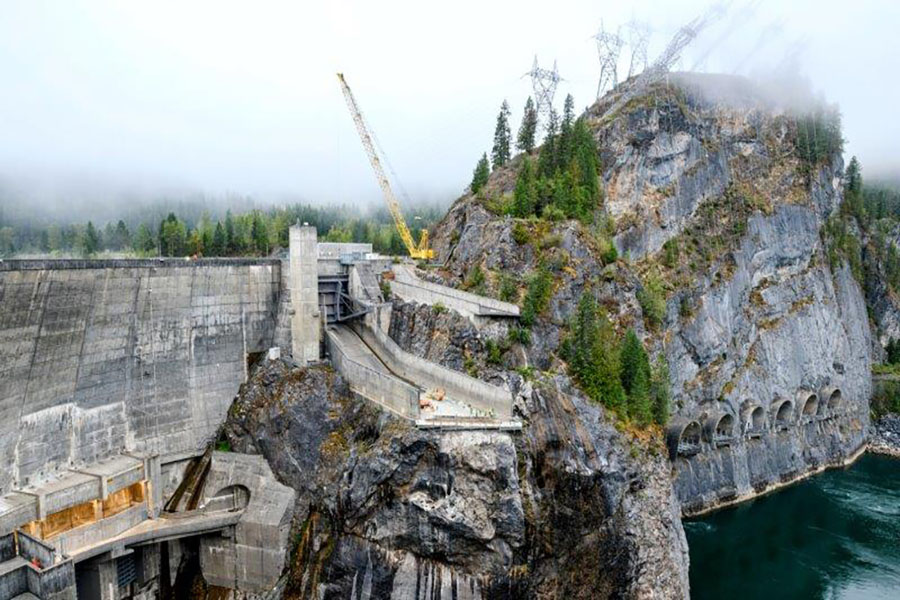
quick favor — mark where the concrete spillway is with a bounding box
[326,324,519,430]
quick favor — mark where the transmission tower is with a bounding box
[525,56,561,125]
[599,2,728,120]
[624,19,651,80]
[594,22,624,98]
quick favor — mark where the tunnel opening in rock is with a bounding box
[680,421,702,454]
[774,400,793,430]
[749,406,765,436]
[716,414,734,437]
[801,394,818,419]
[666,419,704,458]
[828,389,842,413]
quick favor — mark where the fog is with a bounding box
[1,0,898,223]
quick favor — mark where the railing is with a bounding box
[0,258,281,271]
[677,441,701,456]
[391,267,519,318]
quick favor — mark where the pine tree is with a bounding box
[572,118,599,213]
[843,156,864,218]
[133,224,155,255]
[187,229,203,256]
[538,108,559,179]
[224,211,236,256]
[517,97,538,153]
[620,329,652,424]
[159,213,186,257]
[252,213,269,255]
[81,221,100,257]
[491,100,511,169]
[593,308,626,411]
[568,291,626,411]
[513,158,538,217]
[558,94,576,169]
[211,222,226,256]
[471,153,491,194]
[114,220,130,250]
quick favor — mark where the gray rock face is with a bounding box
[870,414,900,457]
[665,203,871,512]
[862,222,900,355]
[220,359,689,599]
[427,73,873,516]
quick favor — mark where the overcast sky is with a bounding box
[1,0,898,215]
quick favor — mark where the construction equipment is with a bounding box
[336,73,434,260]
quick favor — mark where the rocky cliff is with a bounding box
[428,73,872,514]
[219,358,688,599]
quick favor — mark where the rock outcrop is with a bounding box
[870,414,900,457]
[219,359,689,599]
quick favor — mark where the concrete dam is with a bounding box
[0,226,520,599]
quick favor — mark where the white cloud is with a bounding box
[0,0,898,210]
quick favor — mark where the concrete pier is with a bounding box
[289,225,321,363]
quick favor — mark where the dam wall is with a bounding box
[0,259,282,495]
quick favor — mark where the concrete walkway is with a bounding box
[67,509,241,564]
[390,265,520,319]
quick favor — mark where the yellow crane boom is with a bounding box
[336,73,434,260]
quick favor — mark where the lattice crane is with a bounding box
[337,73,434,260]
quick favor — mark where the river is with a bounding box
[684,453,900,599]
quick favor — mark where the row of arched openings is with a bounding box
[668,388,843,458]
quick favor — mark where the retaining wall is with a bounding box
[353,316,512,419]
[17,530,56,566]
[325,328,420,419]
[0,259,282,495]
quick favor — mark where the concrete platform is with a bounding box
[68,509,241,564]
[0,556,29,578]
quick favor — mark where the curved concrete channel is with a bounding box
[326,324,520,430]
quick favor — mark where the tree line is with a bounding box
[0,202,443,258]
[561,290,669,426]
[470,94,602,223]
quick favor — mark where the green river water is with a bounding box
[684,454,900,600]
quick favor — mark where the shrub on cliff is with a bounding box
[637,274,666,328]
[520,266,553,327]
